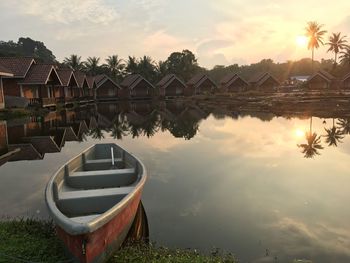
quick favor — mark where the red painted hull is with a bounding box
[56,190,142,263]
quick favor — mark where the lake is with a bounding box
[1,100,350,263]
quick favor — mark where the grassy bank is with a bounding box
[0,219,237,263]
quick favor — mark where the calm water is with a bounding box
[1,101,350,263]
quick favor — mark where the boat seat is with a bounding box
[57,187,133,217]
[85,158,122,164]
[66,168,137,189]
[72,168,135,177]
[59,186,133,200]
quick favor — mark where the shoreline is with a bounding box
[0,219,237,263]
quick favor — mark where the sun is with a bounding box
[296,35,308,47]
[295,129,305,138]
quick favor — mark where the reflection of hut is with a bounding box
[249,72,280,92]
[186,73,218,95]
[0,64,14,109]
[307,70,336,90]
[94,74,121,101]
[342,72,350,89]
[8,144,43,161]
[220,73,248,92]
[157,74,186,97]
[120,74,155,99]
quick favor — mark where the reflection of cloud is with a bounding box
[180,201,202,217]
[268,216,350,258]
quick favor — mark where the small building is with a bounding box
[249,72,280,92]
[220,73,248,93]
[73,71,88,101]
[56,68,79,104]
[307,70,337,90]
[157,74,186,97]
[0,64,13,109]
[186,73,218,95]
[120,74,155,99]
[94,74,121,101]
[86,76,96,101]
[0,57,35,106]
[17,64,62,107]
[342,72,350,89]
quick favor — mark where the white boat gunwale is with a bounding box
[45,143,147,235]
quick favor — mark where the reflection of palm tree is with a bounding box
[337,118,350,135]
[324,118,344,146]
[297,116,324,158]
[110,119,129,140]
[90,127,105,140]
[298,132,324,158]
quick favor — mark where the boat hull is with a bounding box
[56,190,142,263]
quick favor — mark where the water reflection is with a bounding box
[2,101,350,165]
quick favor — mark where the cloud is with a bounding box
[17,0,119,25]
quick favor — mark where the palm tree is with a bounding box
[156,61,168,80]
[337,118,350,135]
[305,21,327,70]
[326,32,348,67]
[84,56,100,75]
[90,127,104,140]
[339,48,350,67]
[125,56,139,74]
[324,118,344,146]
[138,56,156,82]
[104,55,125,81]
[63,54,83,70]
[110,116,129,140]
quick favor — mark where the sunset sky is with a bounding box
[1,0,350,68]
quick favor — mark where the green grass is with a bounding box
[0,219,237,263]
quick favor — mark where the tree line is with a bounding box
[1,26,350,85]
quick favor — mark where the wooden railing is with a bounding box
[42,98,56,107]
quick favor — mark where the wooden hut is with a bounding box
[94,74,121,101]
[0,64,13,109]
[186,73,217,95]
[307,70,336,90]
[86,76,96,102]
[120,74,155,99]
[220,73,248,93]
[17,64,62,108]
[249,72,280,92]
[0,57,35,107]
[56,68,78,105]
[73,71,88,102]
[157,74,186,98]
[342,72,350,89]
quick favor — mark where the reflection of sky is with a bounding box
[1,115,350,262]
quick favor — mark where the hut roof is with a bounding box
[56,68,78,87]
[343,72,350,82]
[120,74,154,90]
[18,64,62,85]
[308,70,335,82]
[222,75,249,89]
[94,74,121,89]
[74,71,88,88]
[249,72,280,86]
[220,73,238,85]
[0,57,35,78]
[0,64,13,77]
[156,74,186,89]
[86,76,97,89]
[187,73,217,88]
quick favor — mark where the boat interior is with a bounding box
[52,144,142,221]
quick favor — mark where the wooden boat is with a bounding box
[45,143,147,263]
